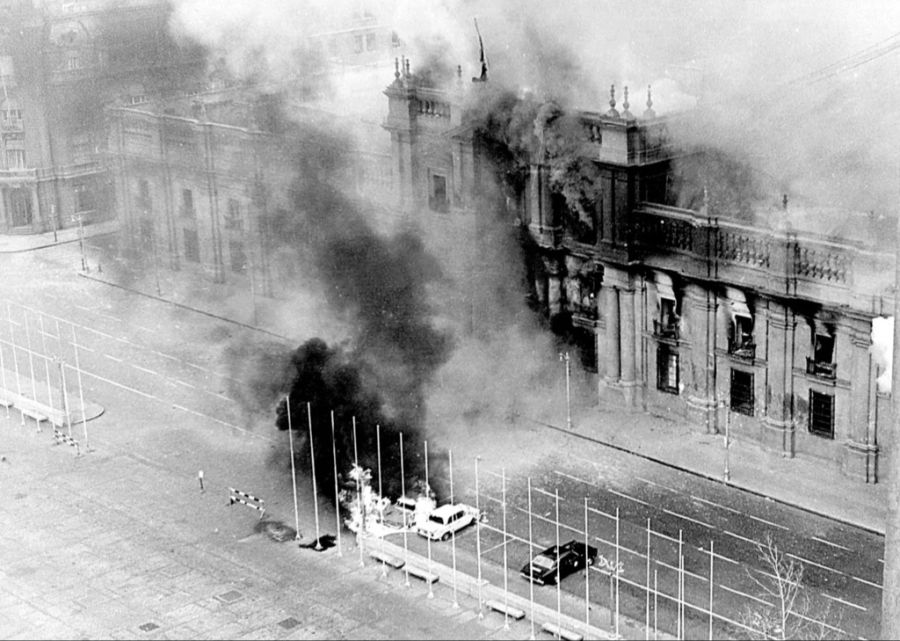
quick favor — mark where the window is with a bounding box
[9,188,31,226]
[807,332,837,378]
[729,314,755,359]
[181,189,194,217]
[183,228,199,262]
[2,108,21,126]
[225,198,242,230]
[129,94,148,105]
[5,149,25,168]
[67,54,81,70]
[229,240,246,273]
[365,33,376,51]
[353,35,364,53]
[656,345,679,394]
[730,369,754,416]
[391,31,401,48]
[809,390,835,439]
[655,297,679,339]
[73,183,94,212]
[429,173,448,212]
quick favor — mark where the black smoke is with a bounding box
[265,105,453,501]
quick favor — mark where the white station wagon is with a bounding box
[415,503,482,541]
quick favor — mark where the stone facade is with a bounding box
[385,66,894,484]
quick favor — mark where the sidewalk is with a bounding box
[562,400,886,535]
[0,219,119,253]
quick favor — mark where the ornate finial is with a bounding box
[405,58,411,78]
[457,64,462,79]
[606,83,620,118]
[783,194,788,210]
[394,57,400,80]
[622,85,634,120]
[643,84,656,119]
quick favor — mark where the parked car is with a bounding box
[520,540,598,585]
[415,503,481,541]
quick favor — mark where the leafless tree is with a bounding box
[742,533,838,640]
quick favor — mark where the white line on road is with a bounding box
[745,513,789,531]
[786,552,848,577]
[103,354,123,363]
[74,343,94,353]
[812,536,849,551]
[662,509,713,529]
[690,495,741,515]
[822,593,867,612]
[719,584,773,608]
[608,488,648,506]
[852,575,883,589]
[723,529,758,546]
[132,365,157,376]
[79,368,154,400]
[175,380,196,389]
[635,476,665,488]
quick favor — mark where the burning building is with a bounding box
[387,62,895,485]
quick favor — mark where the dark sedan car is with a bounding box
[520,540,599,585]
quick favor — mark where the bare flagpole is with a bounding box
[615,506,621,638]
[23,311,37,408]
[475,456,483,617]
[377,424,385,576]
[400,432,410,587]
[555,487,562,637]
[449,448,459,608]
[307,402,322,550]
[708,540,715,641]
[425,439,434,599]
[501,467,510,630]
[527,478,536,639]
[646,517,652,640]
[38,315,52,419]
[0,307,7,417]
[8,303,22,425]
[55,319,71,437]
[70,324,87,449]
[286,395,301,540]
[584,497,590,635]
[352,416,364,567]
[330,410,342,556]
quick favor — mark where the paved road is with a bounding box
[0,242,885,639]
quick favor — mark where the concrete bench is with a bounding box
[485,599,525,621]
[541,622,584,641]
[369,550,405,569]
[404,565,439,584]
[20,408,48,424]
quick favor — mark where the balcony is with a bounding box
[572,303,599,328]
[728,340,756,361]
[653,319,680,340]
[1,118,23,132]
[806,357,837,379]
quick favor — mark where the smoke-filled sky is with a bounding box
[171,0,900,215]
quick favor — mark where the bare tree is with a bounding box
[742,533,837,640]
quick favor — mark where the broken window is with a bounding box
[808,390,834,439]
[807,332,837,379]
[429,173,448,212]
[657,344,679,394]
[730,369,754,416]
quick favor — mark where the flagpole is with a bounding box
[71,324,87,450]
[475,456,483,617]
[449,448,458,608]
[307,402,322,550]
[38,315,52,419]
[584,497,590,635]
[425,439,434,599]
[377,424,386,576]
[0,306,7,417]
[286,395,300,540]
[330,410,342,556]
[400,432,410,587]
[502,467,509,630]
[353,416,364,567]
[555,488,562,636]
[8,303,22,426]
[528,478,536,640]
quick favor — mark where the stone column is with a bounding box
[546,257,562,317]
[843,317,879,482]
[603,284,620,385]
[762,301,796,456]
[619,284,637,406]
[30,185,40,231]
[0,188,7,231]
[684,284,719,433]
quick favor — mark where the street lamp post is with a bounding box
[722,400,731,483]
[559,351,572,430]
[76,213,87,273]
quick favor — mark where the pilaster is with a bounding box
[762,301,796,457]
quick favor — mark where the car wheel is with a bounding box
[441,532,451,542]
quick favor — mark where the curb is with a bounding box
[529,416,884,537]
[77,272,294,343]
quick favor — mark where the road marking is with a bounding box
[74,343,94,353]
[719,584,773,608]
[822,593,867,612]
[608,488,648,506]
[175,380,196,389]
[662,509,713,529]
[635,476,664,488]
[811,536,849,551]
[745,514,789,531]
[213,393,234,402]
[132,365,157,376]
[80,368,154,400]
[723,529,758,546]
[690,495,741,515]
[103,354,123,363]
[74,304,91,312]
[785,552,849,578]
[851,575,883,590]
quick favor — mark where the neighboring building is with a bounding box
[385,63,895,485]
[0,0,204,233]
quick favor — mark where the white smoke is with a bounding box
[872,316,893,393]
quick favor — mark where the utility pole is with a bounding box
[559,351,572,429]
[76,213,87,273]
[881,204,900,638]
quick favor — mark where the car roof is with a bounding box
[430,504,464,517]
